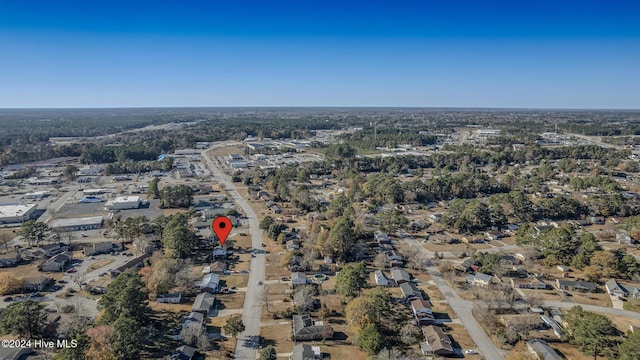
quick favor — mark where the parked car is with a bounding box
[66,268,77,273]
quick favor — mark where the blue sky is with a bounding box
[0,1,639,108]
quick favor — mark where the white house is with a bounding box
[157,293,182,304]
[213,246,228,258]
[290,272,307,288]
[197,273,220,293]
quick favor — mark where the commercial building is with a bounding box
[0,204,37,224]
[51,216,104,231]
[106,196,141,210]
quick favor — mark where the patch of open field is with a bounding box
[220,275,248,289]
[149,301,192,313]
[551,342,590,360]
[4,263,64,282]
[445,323,481,358]
[259,323,293,356]
[218,291,246,311]
[163,209,188,216]
[207,146,244,157]
[423,242,491,252]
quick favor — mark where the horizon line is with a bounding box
[1,106,639,112]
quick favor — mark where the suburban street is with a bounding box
[401,237,506,360]
[202,145,265,360]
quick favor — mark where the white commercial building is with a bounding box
[51,216,104,231]
[0,204,37,224]
[106,196,141,210]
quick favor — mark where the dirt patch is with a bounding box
[259,323,293,355]
[149,301,192,313]
[551,342,591,360]
[218,291,246,310]
[87,259,115,272]
[444,323,481,357]
[7,263,64,282]
[163,209,188,216]
[207,146,244,157]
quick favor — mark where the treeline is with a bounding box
[337,127,437,150]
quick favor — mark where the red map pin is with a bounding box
[212,216,233,246]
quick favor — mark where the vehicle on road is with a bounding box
[256,281,262,286]
[66,268,77,273]
[4,297,13,302]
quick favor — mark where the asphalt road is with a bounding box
[202,144,265,360]
[401,237,505,360]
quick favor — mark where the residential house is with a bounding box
[511,277,547,290]
[410,299,434,325]
[606,279,628,298]
[457,258,480,273]
[386,251,403,267]
[291,272,308,288]
[589,216,605,225]
[374,270,390,287]
[209,261,226,274]
[170,345,195,360]
[39,243,63,257]
[429,233,455,244]
[617,232,634,245]
[213,246,228,258]
[461,236,484,244]
[556,279,597,293]
[21,276,51,292]
[391,267,411,285]
[182,312,204,330]
[290,344,321,360]
[526,339,562,360]
[428,213,443,222]
[192,292,216,314]
[421,325,453,356]
[400,282,423,302]
[157,293,182,304]
[197,273,220,293]
[286,240,300,251]
[294,288,320,312]
[292,314,334,341]
[40,252,72,272]
[289,255,305,272]
[0,251,20,267]
[605,279,640,299]
[83,242,113,256]
[374,231,391,244]
[466,273,496,287]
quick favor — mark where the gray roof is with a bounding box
[391,267,410,282]
[400,282,422,299]
[473,273,494,283]
[557,279,597,291]
[172,345,195,360]
[527,339,562,360]
[291,344,316,360]
[51,216,104,228]
[184,312,204,327]
[192,292,215,312]
[292,272,307,281]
